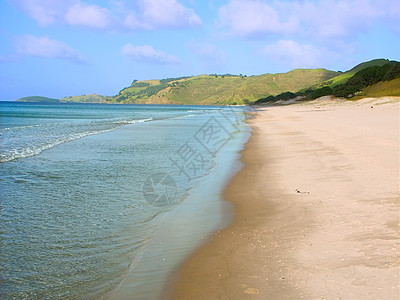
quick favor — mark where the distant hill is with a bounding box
[17,96,59,102]
[114,69,338,105]
[61,94,109,103]
[16,58,399,105]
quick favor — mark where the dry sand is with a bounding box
[168,97,400,299]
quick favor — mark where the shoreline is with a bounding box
[167,97,400,299]
[106,107,251,299]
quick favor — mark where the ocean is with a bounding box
[0,102,251,299]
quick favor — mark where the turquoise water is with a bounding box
[0,102,251,299]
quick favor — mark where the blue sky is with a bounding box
[0,0,399,100]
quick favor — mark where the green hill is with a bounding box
[323,59,393,87]
[17,96,59,102]
[114,69,338,105]
[356,77,400,98]
[61,94,109,103]
[256,60,400,104]
[16,59,399,105]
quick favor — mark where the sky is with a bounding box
[0,0,399,100]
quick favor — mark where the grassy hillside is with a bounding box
[114,80,169,103]
[356,78,400,97]
[17,59,398,105]
[61,94,109,103]
[323,59,393,87]
[114,69,338,105]
[256,61,400,104]
[17,96,59,102]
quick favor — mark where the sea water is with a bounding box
[0,102,251,299]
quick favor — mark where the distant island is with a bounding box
[18,96,60,103]
[17,94,108,103]
[17,59,400,105]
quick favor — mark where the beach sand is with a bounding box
[167,97,400,299]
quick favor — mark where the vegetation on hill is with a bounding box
[321,58,393,87]
[16,59,399,105]
[17,96,59,102]
[114,80,168,103]
[255,60,400,104]
[330,62,400,97]
[61,94,109,103]
[355,78,400,98]
[111,69,338,105]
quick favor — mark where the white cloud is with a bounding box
[217,0,298,37]
[10,0,72,26]
[217,0,394,39]
[10,0,202,31]
[263,40,322,68]
[189,41,226,67]
[10,0,111,28]
[124,0,202,30]
[14,35,87,64]
[65,2,111,28]
[298,0,385,38]
[121,44,180,64]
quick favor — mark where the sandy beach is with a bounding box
[168,97,400,299]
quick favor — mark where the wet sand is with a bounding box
[168,97,400,299]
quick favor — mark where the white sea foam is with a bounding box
[0,117,156,163]
[0,127,121,163]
